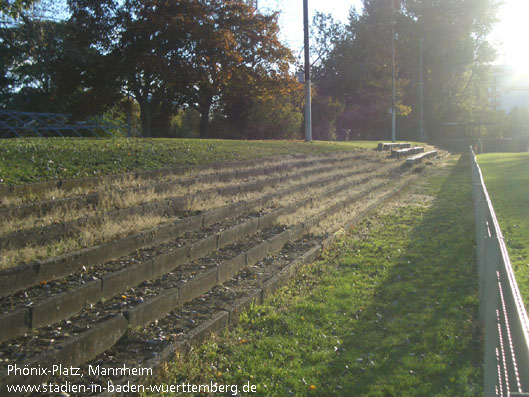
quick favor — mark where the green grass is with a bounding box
[147,155,482,396]
[477,152,529,310]
[0,139,389,186]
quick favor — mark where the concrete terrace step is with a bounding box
[406,150,438,165]
[0,165,401,342]
[0,169,420,391]
[0,161,384,299]
[0,149,452,394]
[0,154,373,251]
[0,152,366,221]
[391,146,424,159]
[0,153,318,200]
[377,142,412,151]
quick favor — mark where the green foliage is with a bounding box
[312,0,499,140]
[242,96,303,140]
[309,11,346,73]
[101,97,142,137]
[311,94,344,141]
[402,0,498,138]
[170,109,200,139]
[1,0,501,141]
[314,2,410,139]
[150,156,483,395]
[1,1,298,139]
[0,0,36,19]
[478,153,529,311]
[503,107,529,138]
[64,0,296,139]
[0,18,70,111]
[217,75,304,140]
[472,107,529,139]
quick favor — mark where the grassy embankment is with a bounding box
[147,155,483,396]
[478,152,529,310]
[0,139,397,186]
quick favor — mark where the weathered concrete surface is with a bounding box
[0,308,29,344]
[101,261,153,300]
[177,268,218,305]
[186,311,229,346]
[218,253,246,284]
[126,289,180,328]
[31,280,101,328]
[246,241,270,266]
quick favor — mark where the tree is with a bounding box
[218,70,304,140]
[314,3,409,139]
[503,107,529,139]
[309,12,345,78]
[66,0,188,136]
[0,0,38,19]
[312,0,499,140]
[0,19,69,111]
[0,1,81,112]
[65,0,295,138]
[177,0,294,138]
[170,108,200,138]
[311,93,344,141]
[401,0,499,139]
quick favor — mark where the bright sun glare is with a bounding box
[491,0,529,72]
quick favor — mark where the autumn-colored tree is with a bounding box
[65,0,187,136]
[64,0,296,138]
[177,0,295,138]
[218,70,304,140]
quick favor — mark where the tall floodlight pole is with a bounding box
[303,0,312,142]
[419,37,424,141]
[391,0,396,142]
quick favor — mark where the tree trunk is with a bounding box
[139,99,152,138]
[198,100,212,139]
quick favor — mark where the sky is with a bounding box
[488,0,529,70]
[38,0,529,72]
[259,0,529,70]
[257,0,363,53]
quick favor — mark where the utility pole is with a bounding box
[303,0,312,142]
[419,37,424,141]
[391,0,396,142]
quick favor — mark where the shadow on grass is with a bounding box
[319,155,483,396]
[145,156,483,397]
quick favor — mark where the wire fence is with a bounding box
[0,110,129,138]
[470,146,529,396]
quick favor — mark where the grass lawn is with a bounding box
[147,155,483,396]
[478,152,529,310]
[0,138,393,186]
